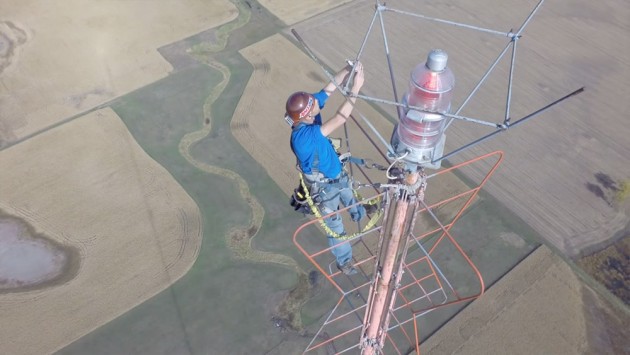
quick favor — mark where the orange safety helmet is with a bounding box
[285,91,315,126]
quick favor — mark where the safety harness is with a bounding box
[295,171,383,240]
[289,135,384,240]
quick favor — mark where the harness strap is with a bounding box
[302,171,348,186]
[298,173,383,240]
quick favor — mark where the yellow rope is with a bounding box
[299,174,383,241]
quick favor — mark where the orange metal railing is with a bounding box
[293,151,503,354]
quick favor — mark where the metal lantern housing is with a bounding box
[391,49,454,170]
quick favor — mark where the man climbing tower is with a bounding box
[286,61,366,275]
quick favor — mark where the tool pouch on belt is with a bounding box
[289,181,321,215]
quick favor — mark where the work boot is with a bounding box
[337,261,358,276]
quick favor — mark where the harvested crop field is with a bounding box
[424,245,630,354]
[0,0,237,148]
[257,0,353,25]
[0,108,202,354]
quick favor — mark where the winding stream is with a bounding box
[177,0,310,331]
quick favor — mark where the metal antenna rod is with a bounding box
[433,87,585,164]
[343,5,380,198]
[345,5,380,92]
[446,0,546,130]
[356,111,397,157]
[515,0,547,37]
[503,0,547,125]
[291,29,337,84]
[383,6,512,38]
[377,4,405,120]
[445,40,514,130]
[504,36,518,125]
[355,93,501,128]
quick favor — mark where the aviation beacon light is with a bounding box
[391,49,454,170]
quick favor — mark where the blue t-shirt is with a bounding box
[291,90,341,178]
[311,89,328,125]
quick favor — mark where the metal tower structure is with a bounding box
[291,0,583,353]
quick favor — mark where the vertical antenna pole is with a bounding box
[361,173,421,354]
[377,5,405,120]
[346,6,380,92]
[504,38,518,125]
